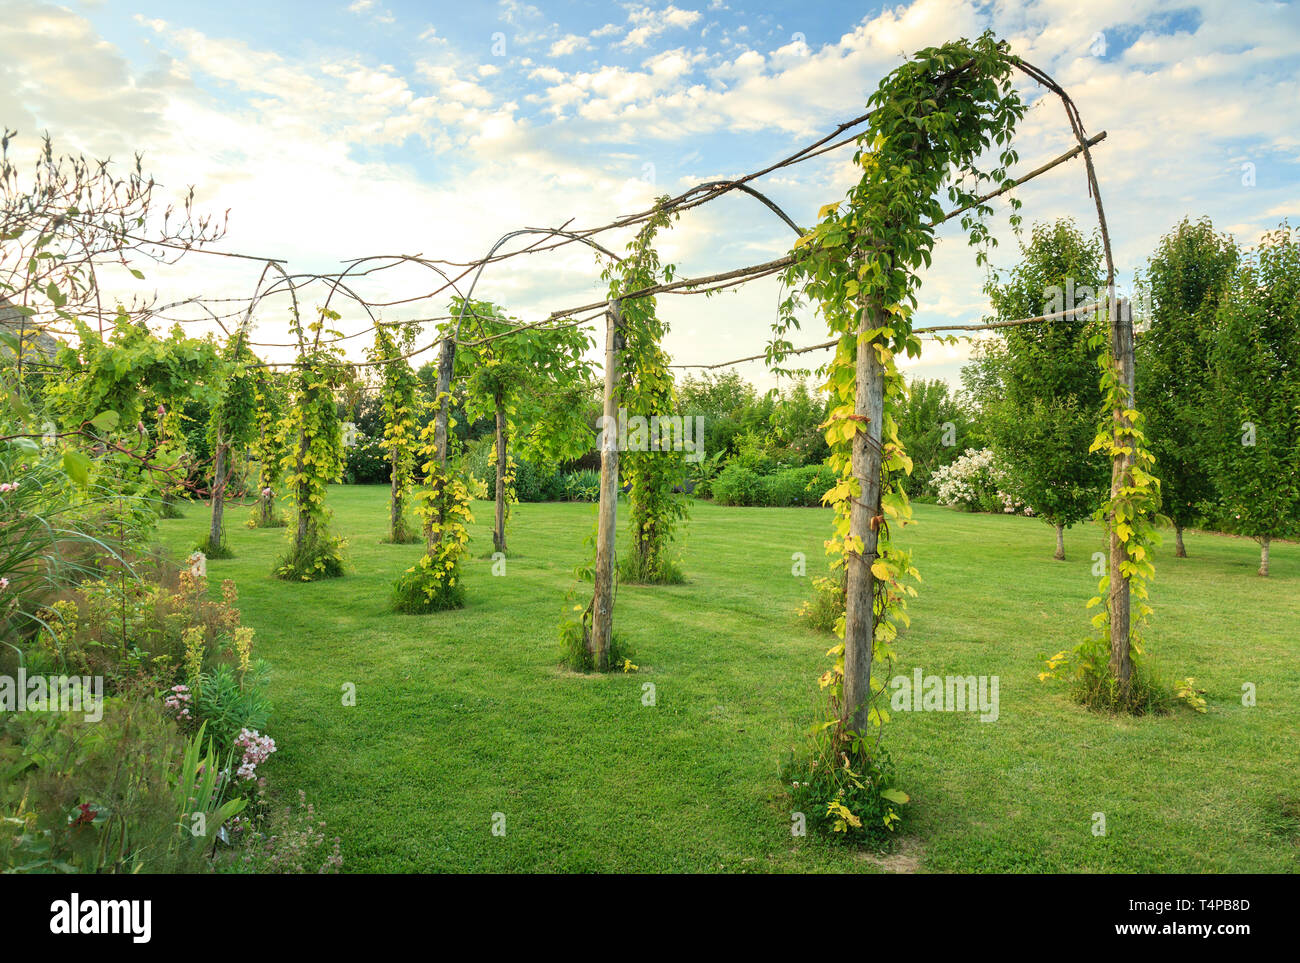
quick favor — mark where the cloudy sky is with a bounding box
[2,0,1297,386]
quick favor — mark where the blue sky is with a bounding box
[2,0,1298,384]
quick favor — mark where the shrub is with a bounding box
[274,526,346,582]
[711,464,763,505]
[799,573,845,633]
[782,718,907,844]
[1040,638,1180,716]
[763,464,836,507]
[23,568,248,694]
[193,662,273,759]
[233,789,342,874]
[343,431,389,485]
[560,469,600,502]
[618,551,684,585]
[392,562,467,613]
[712,463,835,507]
[0,700,245,873]
[930,448,1030,515]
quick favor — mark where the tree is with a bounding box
[453,297,594,555]
[1208,225,1300,576]
[1135,217,1238,557]
[0,132,223,339]
[979,219,1108,559]
[895,377,974,495]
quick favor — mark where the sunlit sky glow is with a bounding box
[2,0,1297,386]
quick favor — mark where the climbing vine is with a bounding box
[392,376,473,613]
[274,307,347,581]
[779,33,1028,841]
[369,323,422,544]
[201,336,258,558]
[1040,327,1203,712]
[603,202,688,584]
[247,367,288,529]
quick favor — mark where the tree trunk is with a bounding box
[842,283,885,734]
[1259,535,1270,577]
[389,443,403,541]
[589,301,624,672]
[493,397,508,555]
[1174,525,1186,558]
[426,335,457,553]
[208,434,228,552]
[1054,523,1065,561]
[1107,296,1135,700]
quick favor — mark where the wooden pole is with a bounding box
[493,395,508,555]
[208,429,228,551]
[589,300,624,671]
[426,334,457,552]
[842,280,885,733]
[1107,295,1135,697]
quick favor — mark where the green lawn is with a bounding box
[157,488,1299,873]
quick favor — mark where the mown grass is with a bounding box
[157,488,1299,873]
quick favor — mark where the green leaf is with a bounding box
[62,449,91,486]
[88,410,121,432]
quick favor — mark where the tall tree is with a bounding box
[895,377,974,495]
[1136,218,1238,557]
[452,297,594,555]
[1209,225,1300,576]
[978,219,1108,559]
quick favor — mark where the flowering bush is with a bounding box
[234,790,342,874]
[930,448,1033,515]
[164,684,193,722]
[234,728,277,781]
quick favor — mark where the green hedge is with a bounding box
[712,463,835,507]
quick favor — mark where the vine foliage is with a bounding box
[274,308,347,581]
[368,323,422,544]
[779,33,1028,840]
[603,202,688,584]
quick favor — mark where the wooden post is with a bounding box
[208,430,228,551]
[842,282,885,733]
[1108,294,1135,696]
[493,397,508,555]
[427,334,457,552]
[588,300,624,671]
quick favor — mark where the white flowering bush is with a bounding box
[931,448,1033,515]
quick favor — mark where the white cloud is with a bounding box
[1,0,1296,386]
[549,33,591,57]
[622,4,704,49]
